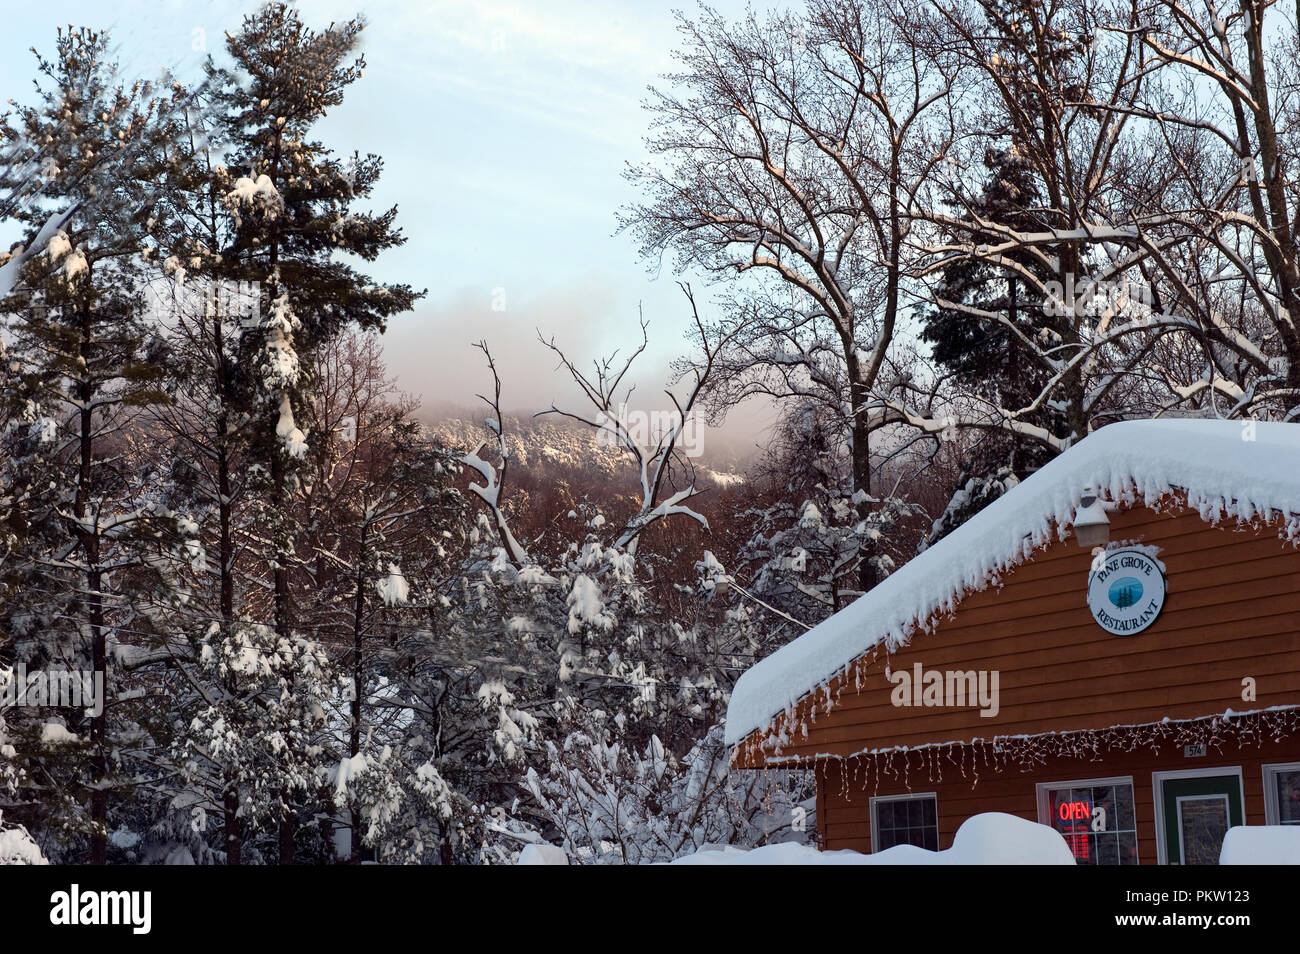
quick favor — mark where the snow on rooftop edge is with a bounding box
[725,419,1300,747]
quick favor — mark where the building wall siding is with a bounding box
[818,734,1300,862]
[737,502,1300,766]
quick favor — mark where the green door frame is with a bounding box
[1152,768,1245,865]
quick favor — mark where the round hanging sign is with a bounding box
[1086,547,1166,636]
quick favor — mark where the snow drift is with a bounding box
[667,813,1075,865]
[1220,825,1300,864]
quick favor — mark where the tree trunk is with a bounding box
[213,308,244,865]
[76,310,109,865]
[848,374,877,595]
[224,783,242,866]
[349,521,367,864]
[269,443,297,864]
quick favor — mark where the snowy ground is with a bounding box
[505,814,1300,865]
[668,813,1074,865]
[660,815,1300,865]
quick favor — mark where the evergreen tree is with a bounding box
[209,3,421,863]
[0,27,184,862]
[919,0,1093,541]
[151,3,424,863]
[921,147,1066,541]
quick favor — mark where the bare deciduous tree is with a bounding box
[622,0,960,588]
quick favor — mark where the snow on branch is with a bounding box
[460,341,529,565]
[535,284,739,551]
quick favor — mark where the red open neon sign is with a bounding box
[1057,799,1092,861]
[1058,800,1092,822]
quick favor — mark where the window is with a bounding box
[1263,763,1300,826]
[1036,777,1139,865]
[870,793,938,852]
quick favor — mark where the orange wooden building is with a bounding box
[727,419,1300,864]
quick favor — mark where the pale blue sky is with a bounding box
[2,0,777,441]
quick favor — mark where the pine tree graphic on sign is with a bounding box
[1109,578,1143,609]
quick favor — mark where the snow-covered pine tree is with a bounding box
[143,82,270,864]
[920,145,1066,543]
[0,27,185,863]
[197,3,424,863]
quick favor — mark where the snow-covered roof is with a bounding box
[725,419,1300,747]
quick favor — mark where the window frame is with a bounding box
[1262,762,1300,826]
[1151,766,1245,865]
[1175,793,1232,866]
[869,791,938,854]
[1035,774,1140,865]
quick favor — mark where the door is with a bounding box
[1157,772,1243,865]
